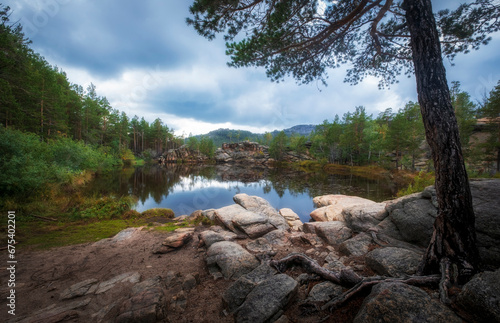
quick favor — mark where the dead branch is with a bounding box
[270,253,362,286]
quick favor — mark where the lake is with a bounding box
[84,164,399,222]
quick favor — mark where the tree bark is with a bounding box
[403,0,480,279]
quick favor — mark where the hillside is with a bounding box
[193,124,316,147]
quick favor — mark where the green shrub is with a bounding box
[397,171,435,197]
[141,208,175,219]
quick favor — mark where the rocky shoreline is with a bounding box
[7,179,500,323]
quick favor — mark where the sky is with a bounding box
[6,0,500,136]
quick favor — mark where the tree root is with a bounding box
[270,253,441,312]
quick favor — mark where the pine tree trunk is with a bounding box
[404,0,480,279]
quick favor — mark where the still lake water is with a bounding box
[84,164,399,222]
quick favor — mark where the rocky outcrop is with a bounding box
[215,141,312,164]
[158,145,209,164]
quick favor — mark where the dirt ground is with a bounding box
[0,223,369,323]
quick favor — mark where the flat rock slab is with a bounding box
[354,282,462,323]
[60,278,99,300]
[206,241,260,279]
[235,274,298,323]
[365,247,422,277]
[95,272,141,294]
[456,268,500,323]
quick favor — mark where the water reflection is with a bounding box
[83,164,398,222]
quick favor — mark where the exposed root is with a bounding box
[271,253,441,312]
[322,274,440,311]
[439,257,452,304]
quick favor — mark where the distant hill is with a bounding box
[271,124,316,137]
[192,124,317,148]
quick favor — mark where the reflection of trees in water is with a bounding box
[83,164,396,208]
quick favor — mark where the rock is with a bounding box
[202,209,218,222]
[279,208,300,222]
[456,268,500,323]
[280,208,304,231]
[234,193,289,230]
[206,241,260,279]
[182,274,198,291]
[310,205,346,222]
[389,198,437,247]
[246,237,274,253]
[223,263,277,313]
[343,202,387,232]
[365,247,422,277]
[95,272,141,295]
[310,195,378,222]
[235,274,298,323]
[115,276,167,323]
[60,278,98,300]
[338,232,373,257]
[232,212,276,239]
[162,231,193,249]
[313,194,376,208]
[214,204,246,233]
[170,291,188,313]
[199,230,238,248]
[353,282,462,323]
[471,179,500,268]
[307,281,343,302]
[304,221,353,245]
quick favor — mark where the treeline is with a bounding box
[0,5,183,160]
[267,81,500,173]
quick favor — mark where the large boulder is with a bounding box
[234,274,298,323]
[354,282,462,323]
[470,180,500,269]
[456,268,500,323]
[206,241,260,279]
[365,247,422,277]
[343,202,388,232]
[388,197,437,247]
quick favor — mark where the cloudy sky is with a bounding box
[6,0,500,136]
